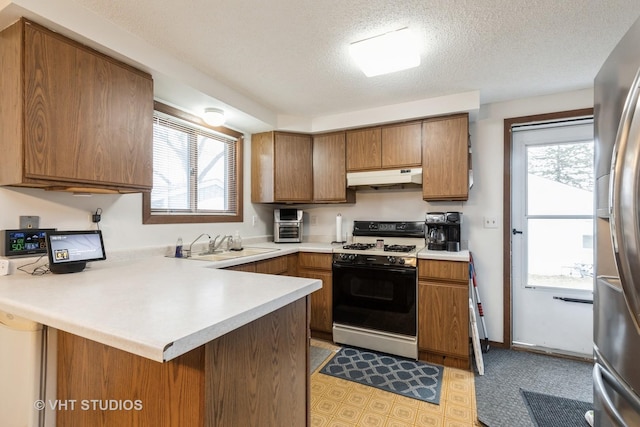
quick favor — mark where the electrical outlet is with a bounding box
[0,259,9,276]
[483,217,498,229]
[310,215,318,226]
[252,215,257,227]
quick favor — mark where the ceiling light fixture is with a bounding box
[349,27,420,77]
[203,107,225,126]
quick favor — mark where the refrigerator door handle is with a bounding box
[610,65,640,332]
[594,363,640,427]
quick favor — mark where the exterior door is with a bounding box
[511,118,594,356]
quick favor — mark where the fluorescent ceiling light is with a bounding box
[203,107,225,126]
[350,28,420,77]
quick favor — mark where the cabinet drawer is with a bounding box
[255,256,288,275]
[418,259,468,282]
[298,252,332,270]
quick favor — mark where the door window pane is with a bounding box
[527,142,593,215]
[527,218,593,290]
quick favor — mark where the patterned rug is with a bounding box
[319,347,444,404]
[522,389,593,427]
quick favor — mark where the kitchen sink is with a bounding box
[188,247,279,261]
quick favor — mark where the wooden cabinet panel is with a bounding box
[274,132,313,201]
[422,114,469,200]
[298,269,332,334]
[225,263,256,272]
[255,255,289,275]
[418,258,470,369]
[224,254,294,275]
[313,132,350,202]
[251,131,313,203]
[346,127,381,171]
[298,252,333,270]
[381,122,422,168]
[250,132,275,203]
[57,299,309,426]
[418,259,469,281]
[418,281,469,359]
[0,19,153,192]
[298,252,333,335]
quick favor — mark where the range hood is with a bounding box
[347,168,422,188]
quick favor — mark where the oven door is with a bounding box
[332,262,417,337]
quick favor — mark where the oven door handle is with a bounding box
[332,262,416,276]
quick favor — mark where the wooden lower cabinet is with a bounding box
[418,259,470,369]
[224,254,296,275]
[57,298,310,426]
[297,252,333,340]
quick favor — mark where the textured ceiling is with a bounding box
[69,0,640,120]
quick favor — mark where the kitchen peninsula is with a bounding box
[0,256,321,426]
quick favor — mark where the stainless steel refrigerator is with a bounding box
[594,13,640,426]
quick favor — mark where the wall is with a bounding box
[0,88,593,344]
[0,136,273,254]
[301,88,594,344]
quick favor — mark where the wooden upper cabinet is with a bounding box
[346,122,421,171]
[381,122,422,168]
[313,132,353,202]
[346,127,381,171]
[422,114,469,201]
[251,131,313,203]
[0,19,153,193]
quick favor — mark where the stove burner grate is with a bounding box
[384,244,417,253]
[342,243,375,250]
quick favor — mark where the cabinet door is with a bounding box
[255,256,288,275]
[346,127,381,171]
[225,263,256,272]
[422,115,469,200]
[298,268,332,334]
[381,122,422,168]
[313,132,347,201]
[418,281,469,359]
[274,133,313,201]
[24,23,153,189]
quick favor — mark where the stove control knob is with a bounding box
[387,256,397,264]
[398,258,406,265]
[347,254,356,261]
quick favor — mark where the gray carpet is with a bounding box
[310,345,334,374]
[474,348,593,426]
[522,389,592,427]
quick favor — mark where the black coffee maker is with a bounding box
[425,212,462,252]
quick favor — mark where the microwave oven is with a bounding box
[274,209,303,243]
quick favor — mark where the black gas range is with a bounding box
[332,220,425,359]
[333,220,424,268]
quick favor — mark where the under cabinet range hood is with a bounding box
[346,168,422,188]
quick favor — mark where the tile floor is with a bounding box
[310,340,481,427]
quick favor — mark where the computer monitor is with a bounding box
[46,230,106,274]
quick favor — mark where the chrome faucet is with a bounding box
[185,233,211,257]
[209,235,232,253]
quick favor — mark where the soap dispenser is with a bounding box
[232,231,242,251]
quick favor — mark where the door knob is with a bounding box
[512,228,523,235]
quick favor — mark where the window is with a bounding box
[142,102,243,224]
[512,118,594,291]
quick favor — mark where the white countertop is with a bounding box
[0,240,467,363]
[418,248,470,262]
[0,256,321,363]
